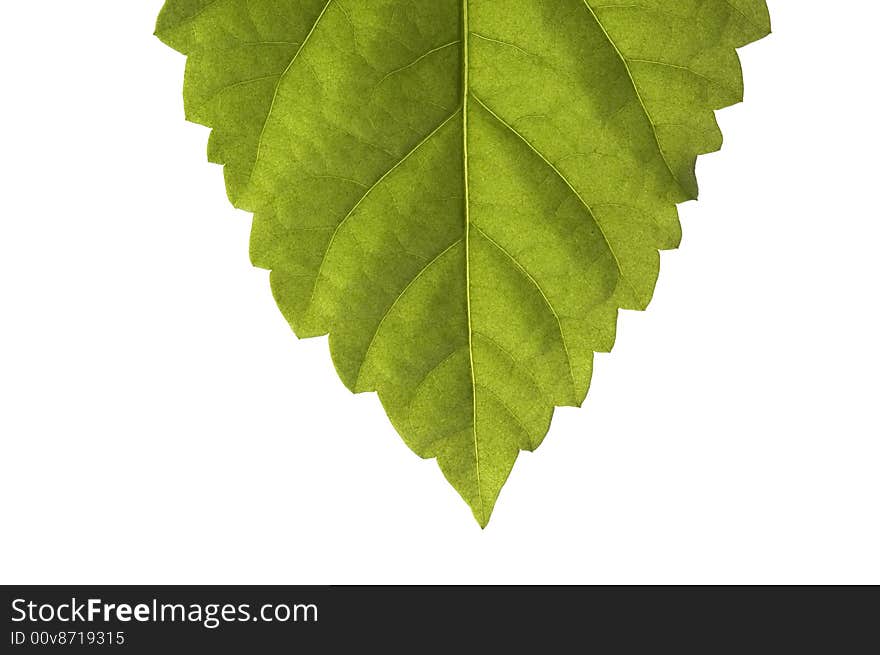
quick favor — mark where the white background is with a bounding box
[1,1,878,584]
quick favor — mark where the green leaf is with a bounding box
[155,0,770,527]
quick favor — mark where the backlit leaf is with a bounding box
[156,0,770,526]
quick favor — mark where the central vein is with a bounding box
[461,0,483,523]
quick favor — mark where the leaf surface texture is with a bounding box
[156,0,770,526]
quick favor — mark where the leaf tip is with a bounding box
[475,511,491,530]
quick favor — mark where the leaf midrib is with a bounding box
[461,0,484,526]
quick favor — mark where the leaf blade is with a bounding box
[157,0,770,526]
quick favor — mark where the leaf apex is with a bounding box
[473,506,491,530]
